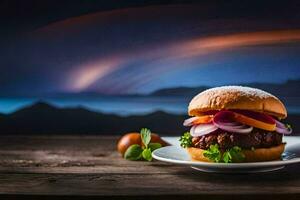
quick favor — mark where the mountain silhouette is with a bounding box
[0,102,188,135]
[150,79,300,97]
[0,101,299,135]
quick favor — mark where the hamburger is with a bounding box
[180,86,292,163]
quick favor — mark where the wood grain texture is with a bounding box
[0,135,300,199]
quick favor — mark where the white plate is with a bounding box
[152,136,300,173]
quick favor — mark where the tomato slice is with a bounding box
[193,115,214,125]
[232,112,276,131]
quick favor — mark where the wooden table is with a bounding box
[0,135,300,200]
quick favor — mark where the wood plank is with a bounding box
[0,135,300,199]
[1,169,300,196]
[0,135,180,174]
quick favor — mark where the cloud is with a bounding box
[2,4,300,96]
[68,29,300,94]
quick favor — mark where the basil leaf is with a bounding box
[141,128,151,148]
[124,144,143,161]
[142,148,152,161]
[148,143,162,151]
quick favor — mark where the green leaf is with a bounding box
[124,144,143,161]
[228,146,245,162]
[203,144,245,163]
[203,144,222,163]
[222,151,232,163]
[140,128,151,148]
[179,132,192,148]
[148,143,162,151]
[142,148,152,161]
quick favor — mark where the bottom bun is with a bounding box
[187,143,285,162]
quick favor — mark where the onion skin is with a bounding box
[117,132,168,155]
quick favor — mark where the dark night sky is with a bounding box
[1,0,300,96]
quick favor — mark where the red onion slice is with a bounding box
[213,110,253,134]
[213,121,253,133]
[275,119,292,135]
[190,123,218,137]
[231,109,275,124]
[218,121,243,127]
[275,119,286,128]
[183,117,199,126]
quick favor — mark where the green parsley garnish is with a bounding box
[203,144,245,163]
[179,132,193,148]
[223,146,245,163]
[203,144,222,162]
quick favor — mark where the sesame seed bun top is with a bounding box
[188,86,287,119]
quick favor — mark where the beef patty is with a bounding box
[192,129,282,150]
